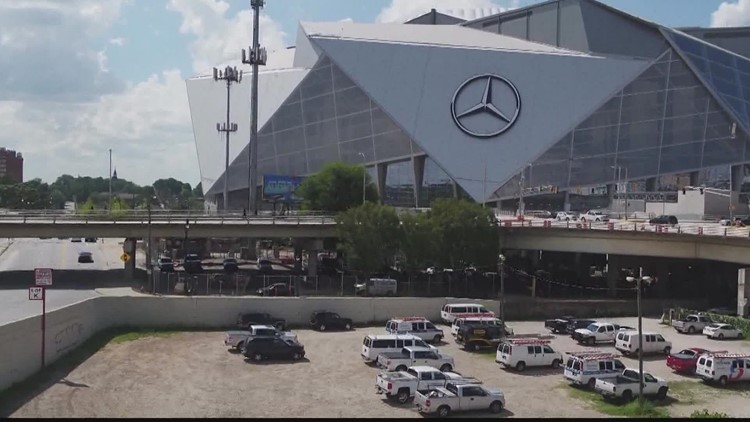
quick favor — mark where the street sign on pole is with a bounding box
[29,286,44,300]
[34,268,53,286]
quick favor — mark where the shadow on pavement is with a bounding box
[0,270,142,290]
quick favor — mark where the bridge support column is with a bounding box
[645,177,657,192]
[606,255,621,298]
[738,268,750,318]
[563,191,571,212]
[607,184,615,210]
[689,171,699,187]
[293,243,302,274]
[123,238,137,280]
[308,249,319,277]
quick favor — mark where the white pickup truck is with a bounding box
[414,383,505,417]
[375,366,481,404]
[224,325,297,351]
[594,368,669,402]
[572,322,632,345]
[376,346,455,372]
[672,314,712,334]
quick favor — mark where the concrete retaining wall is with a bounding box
[0,294,698,392]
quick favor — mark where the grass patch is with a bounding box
[690,409,730,418]
[560,382,670,418]
[0,326,215,417]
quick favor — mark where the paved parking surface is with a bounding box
[6,317,750,418]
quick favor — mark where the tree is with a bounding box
[78,199,96,215]
[428,198,499,270]
[399,211,438,274]
[50,189,66,209]
[193,182,203,197]
[110,196,129,218]
[296,162,378,213]
[336,202,402,274]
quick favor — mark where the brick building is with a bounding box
[0,148,23,183]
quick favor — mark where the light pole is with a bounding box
[626,269,654,405]
[242,0,268,216]
[611,165,628,219]
[147,198,153,293]
[498,254,506,326]
[358,152,366,205]
[108,149,112,212]
[213,66,242,213]
[518,163,531,216]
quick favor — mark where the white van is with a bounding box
[563,351,626,388]
[615,331,672,356]
[385,317,445,343]
[355,278,397,296]
[696,353,750,386]
[451,317,505,337]
[361,334,436,363]
[495,338,563,371]
[440,303,494,324]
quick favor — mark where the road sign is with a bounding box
[34,268,53,286]
[120,252,131,263]
[29,286,44,300]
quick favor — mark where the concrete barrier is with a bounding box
[0,294,702,393]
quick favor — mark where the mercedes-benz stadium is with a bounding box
[187,0,750,214]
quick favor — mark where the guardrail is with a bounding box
[498,217,750,240]
[0,212,337,225]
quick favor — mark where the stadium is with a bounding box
[187,0,750,215]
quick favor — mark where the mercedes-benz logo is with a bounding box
[451,74,521,138]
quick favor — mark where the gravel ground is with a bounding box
[7,317,750,418]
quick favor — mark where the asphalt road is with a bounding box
[0,238,126,325]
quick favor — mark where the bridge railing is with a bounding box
[497,217,750,240]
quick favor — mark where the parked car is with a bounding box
[456,324,510,352]
[615,331,672,356]
[360,334,436,363]
[673,314,713,334]
[452,317,510,337]
[375,366,481,404]
[183,254,203,274]
[703,323,744,340]
[565,319,597,336]
[257,258,274,273]
[648,215,678,226]
[71,237,82,243]
[355,278,397,296]
[223,258,239,273]
[224,325,297,351]
[385,317,444,343]
[242,337,305,362]
[495,338,562,371]
[544,316,577,334]
[414,383,505,417]
[580,210,610,223]
[440,303,495,325]
[666,348,718,374]
[376,346,454,372]
[256,282,295,297]
[563,351,625,389]
[156,257,174,272]
[594,368,669,401]
[77,251,93,263]
[556,211,579,221]
[309,310,353,331]
[236,312,286,331]
[696,352,750,386]
[84,237,97,242]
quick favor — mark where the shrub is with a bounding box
[690,409,729,418]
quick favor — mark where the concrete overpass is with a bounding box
[500,224,750,265]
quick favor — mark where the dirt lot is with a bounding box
[6,317,750,418]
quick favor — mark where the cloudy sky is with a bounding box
[1,0,748,187]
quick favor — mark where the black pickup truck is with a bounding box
[566,319,597,337]
[544,316,576,334]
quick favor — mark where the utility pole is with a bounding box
[498,254,506,326]
[242,0,268,216]
[108,149,112,212]
[213,66,242,213]
[626,269,653,406]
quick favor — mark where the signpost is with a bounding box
[33,268,53,368]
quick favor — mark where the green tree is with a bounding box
[110,196,129,218]
[428,198,499,270]
[296,162,378,213]
[193,182,203,197]
[50,189,66,209]
[399,211,438,274]
[336,202,402,274]
[78,199,96,215]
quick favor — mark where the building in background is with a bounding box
[186,0,750,215]
[0,148,23,183]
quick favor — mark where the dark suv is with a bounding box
[309,311,353,331]
[649,215,678,225]
[456,323,509,352]
[242,337,305,362]
[237,312,287,331]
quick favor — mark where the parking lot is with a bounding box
[6,317,750,418]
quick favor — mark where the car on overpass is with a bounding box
[648,215,678,226]
[78,251,93,263]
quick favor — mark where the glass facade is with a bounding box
[384,160,416,207]
[493,47,750,199]
[253,57,416,178]
[418,157,456,207]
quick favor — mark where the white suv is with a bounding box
[555,211,579,221]
[579,210,610,223]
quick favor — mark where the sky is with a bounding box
[2,0,750,188]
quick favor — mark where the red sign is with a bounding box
[34,268,53,286]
